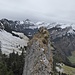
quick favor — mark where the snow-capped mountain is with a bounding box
[1,18,75,75]
[0,25,29,55]
[35,21,75,34]
[1,18,75,39]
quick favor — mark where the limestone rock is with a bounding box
[23,27,53,75]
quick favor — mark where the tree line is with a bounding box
[0,47,26,75]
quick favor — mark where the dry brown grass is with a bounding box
[28,27,49,53]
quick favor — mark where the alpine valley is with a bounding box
[0,18,75,75]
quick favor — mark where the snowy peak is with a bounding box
[0,18,75,38]
[35,21,50,29]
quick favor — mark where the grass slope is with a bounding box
[62,64,75,75]
[68,51,75,64]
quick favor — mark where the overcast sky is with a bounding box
[0,0,75,23]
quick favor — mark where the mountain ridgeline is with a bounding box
[0,18,75,58]
[0,18,75,74]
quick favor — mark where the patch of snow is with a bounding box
[56,63,64,73]
[20,21,24,24]
[0,30,29,55]
[12,31,29,40]
[67,29,75,34]
[56,67,64,73]
[29,26,37,29]
[36,21,44,25]
[36,22,50,29]
[71,24,75,30]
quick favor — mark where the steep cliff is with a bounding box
[23,27,53,75]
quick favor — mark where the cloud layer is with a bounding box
[0,0,75,23]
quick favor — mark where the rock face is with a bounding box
[0,22,5,30]
[23,27,53,75]
[49,27,75,66]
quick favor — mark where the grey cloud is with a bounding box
[0,0,75,23]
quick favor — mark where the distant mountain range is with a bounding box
[0,18,75,38]
[0,19,29,55]
[0,18,75,67]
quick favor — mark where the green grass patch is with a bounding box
[68,51,75,64]
[62,64,75,75]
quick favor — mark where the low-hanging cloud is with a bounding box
[0,0,75,23]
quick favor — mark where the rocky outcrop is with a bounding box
[49,27,75,67]
[23,27,53,75]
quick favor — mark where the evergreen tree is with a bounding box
[0,47,26,75]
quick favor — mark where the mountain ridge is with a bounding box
[0,18,75,67]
